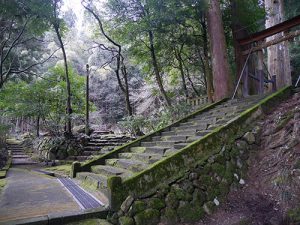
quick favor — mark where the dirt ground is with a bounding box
[189,93,300,225]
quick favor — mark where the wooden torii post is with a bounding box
[233,15,300,98]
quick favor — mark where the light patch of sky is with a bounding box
[62,0,106,33]
[62,0,84,31]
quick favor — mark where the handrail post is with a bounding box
[295,74,300,87]
[258,72,264,95]
[232,47,253,99]
[257,49,264,95]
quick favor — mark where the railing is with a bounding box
[186,95,209,107]
[296,74,300,87]
[232,47,277,99]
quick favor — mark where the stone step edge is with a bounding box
[73,98,226,177]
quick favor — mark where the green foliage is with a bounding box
[0,65,91,135]
[118,101,193,135]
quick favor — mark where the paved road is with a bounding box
[0,165,81,222]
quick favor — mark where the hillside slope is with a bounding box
[194,92,300,225]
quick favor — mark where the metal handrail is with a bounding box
[295,74,300,87]
[232,47,254,99]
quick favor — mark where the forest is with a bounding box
[1,0,300,224]
[0,0,299,138]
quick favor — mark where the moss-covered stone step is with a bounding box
[106,158,149,173]
[141,141,179,148]
[77,172,108,189]
[172,123,209,132]
[145,146,172,155]
[87,142,122,147]
[131,146,172,155]
[82,151,99,156]
[118,152,162,164]
[91,165,132,178]
[161,135,188,142]
[186,116,217,126]
[12,155,29,158]
[84,146,101,151]
[179,120,208,127]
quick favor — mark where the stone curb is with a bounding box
[0,156,12,179]
[1,207,108,225]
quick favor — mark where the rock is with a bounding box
[156,184,170,198]
[189,172,198,180]
[119,216,134,225]
[252,125,262,144]
[239,179,245,185]
[165,192,179,209]
[121,196,135,213]
[108,212,119,225]
[73,125,86,134]
[177,201,205,223]
[192,188,206,205]
[235,140,248,151]
[147,198,166,210]
[161,207,179,224]
[182,180,194,194]
[130,200,146,214]
[236,157,243,169]
[203,201,215,215]
[171,186,193,201]
[134,209,160,225]
[243,132,256,145]
[234,173,239,180]
[213,197,220,206]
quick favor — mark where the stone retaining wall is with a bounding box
[108,127,260,225]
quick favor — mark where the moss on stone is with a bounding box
[211,163,226,176]
[202,164,212,174]
[134,209,160,225]
[199,175,213,189]
[287,208,300,223]
[131,200,146,214]
[214,154,226,164]
[275,111,294,132]
[161,207,179,224]
[165,192,179,209]
[148,197,166,210]
[224,170,234,184]
[66,219,112,225]
[230,147,240,159]
[0,179,6,193]
[192,188,206,205]
[119,216,134,225]
[203,201,216,215]
[177,201,205,223]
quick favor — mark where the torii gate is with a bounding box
[232,15,300,99]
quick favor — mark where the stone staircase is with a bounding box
[75,95,266,198]
[69,131,133,161]
[7,141,36,165]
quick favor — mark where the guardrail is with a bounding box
[186,95,209,107]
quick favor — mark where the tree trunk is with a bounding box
[265,0,291,89]
[121,64,133,116]
[231,0,252,97]
[207,0,231,101]
[85,65,90,135]
[182,61,200,97]
[36,115,40,137]
[148,30,172,107]
[54,25,73,136]
[200,16,214,102]
[174,47,189,98]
